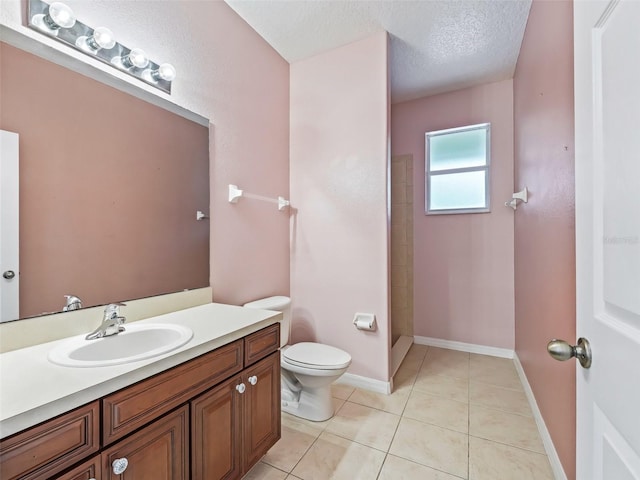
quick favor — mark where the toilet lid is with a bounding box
[283,342,351,370]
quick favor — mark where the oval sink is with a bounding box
[48,323,193,368]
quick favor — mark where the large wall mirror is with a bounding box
[0,41,210,323]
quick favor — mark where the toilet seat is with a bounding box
[283,342,351,370]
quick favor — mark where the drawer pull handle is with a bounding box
[112,457,129,475]
[236,383,246,394]
[248,375,258,386]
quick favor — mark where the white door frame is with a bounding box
[0,130,20,322]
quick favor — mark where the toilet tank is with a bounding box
[243,296,291,348]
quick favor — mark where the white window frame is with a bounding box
[425,123,491,215]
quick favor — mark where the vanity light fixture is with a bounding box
[27,0,176,94]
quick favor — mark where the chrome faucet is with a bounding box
[63,294,83,311]
[86,302,127,340]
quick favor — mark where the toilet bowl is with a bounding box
[243,296,351,422]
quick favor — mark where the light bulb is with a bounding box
[153,63,176,82]
[31,1,76,34]
[76,27,116,52]
[45,2,76,29]
[122,48,149,69]
[89,27,116,50]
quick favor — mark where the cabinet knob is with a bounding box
[236,383,246,394]
[248,375,258,386]
[112,457,129,475]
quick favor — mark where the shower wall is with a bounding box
[391,154,414,343]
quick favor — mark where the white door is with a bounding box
[574,1,640,478]
[0,130,19,322]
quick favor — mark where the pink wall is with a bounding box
[205,4,290,305]
[513,1,576,478]
[290,33,391,382]
[391,80,515,349]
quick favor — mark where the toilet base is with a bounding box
[281,385,334,422]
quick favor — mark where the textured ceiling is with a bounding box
[225,0,532,103]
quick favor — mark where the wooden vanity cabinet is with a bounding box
[0,323,280,480]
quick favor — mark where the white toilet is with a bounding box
[243,296,351,422]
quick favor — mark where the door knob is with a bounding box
[547,337,592,368]
[236,383,246,394]
[248,375,258,386]
[3,270,15,280]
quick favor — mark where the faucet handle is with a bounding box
[103,302,127,319]
[104,302,127,311]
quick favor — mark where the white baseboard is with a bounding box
[336,372,391,394]
[513,353,567,480]
[413,335,514,359]
[391,335,414,377]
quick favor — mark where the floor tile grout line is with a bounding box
[321,422,399,454]
[343,398,406,417]
[374,452,388,480]
[279,425,325,478]
[468,378,525,393]
[408,387,470,405]
[468,432,548,456]
[392,346,472,480]
[396,351,423,418]
[383,452,470,480]
[468,401,535,418]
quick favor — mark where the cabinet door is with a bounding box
[242,352,281,473]
[101,405,188,480]
[191,375,243,480]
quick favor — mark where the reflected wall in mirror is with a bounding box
[0,42,210,322]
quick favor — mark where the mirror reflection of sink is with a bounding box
[48,323,194,368]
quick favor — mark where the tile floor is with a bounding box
[243,344,554,480]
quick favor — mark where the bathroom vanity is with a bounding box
[0,303,281,480]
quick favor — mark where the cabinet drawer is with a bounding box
[0,401,100,480]
[103,340,243,445]
[244,323,280,367]
[55,456,101,480]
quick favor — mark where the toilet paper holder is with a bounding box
[353,312,377,331]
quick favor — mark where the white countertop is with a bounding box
[0,303,281,439]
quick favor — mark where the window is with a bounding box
[425,123,490,214]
